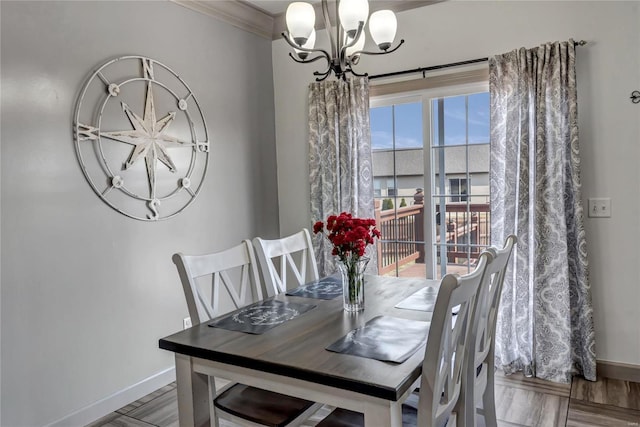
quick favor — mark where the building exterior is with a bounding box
[372,144,490,204]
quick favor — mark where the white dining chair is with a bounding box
[458,235,517,427]
[316,251,494,427]
[172,240,320,427]
[252,228,319,296]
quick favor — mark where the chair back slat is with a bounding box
[253,229,319,295]
[456,235,517,427]
[418,251,493,427]
[172,240,261,325]
[472,235,517,368]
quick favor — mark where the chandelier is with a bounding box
[282,0,404,81]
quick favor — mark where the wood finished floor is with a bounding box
[88,373,640,427]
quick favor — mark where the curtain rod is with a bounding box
[368,40,587,81]
[369,58,488,80]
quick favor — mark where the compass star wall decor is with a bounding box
[74,56,209,221]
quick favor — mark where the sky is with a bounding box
[370,92,490,149]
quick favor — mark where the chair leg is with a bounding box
[456,359,476,427]
[208,376,220,427]
[482,352,497,427]
[461,386,476,427]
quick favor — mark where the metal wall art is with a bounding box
[74,56,209,221]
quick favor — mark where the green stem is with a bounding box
[342,256,369,308]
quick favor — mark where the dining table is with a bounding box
[159,274,440,427]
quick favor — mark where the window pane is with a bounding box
[431,146,468,184]
[468,172,489,199]
[373,179,382,197]
[472,206,491,250]
[468,92,490,144]
[394,103,423,149]
[373,102,425,278]
[378,241,399,277]
[392,102,423,207]
[433,245,472,279]
[443,96,467,146]
[468,144,490,173]
[371,106,393,150]
[393,148,425,201]
[431,96,467,146]
[449,178,468,202]
[430,92,490,280]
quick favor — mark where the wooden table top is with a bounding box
[159,275,438,401]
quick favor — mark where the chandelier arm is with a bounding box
[321,0,337,59]
[288,52,331,65]
[340,23,365,52]
[339,22,364,64]
[338,22,365,75]
[313,69,332,81]
[298,57,333,81]
[346,67,368,78]
[350,39,406,58]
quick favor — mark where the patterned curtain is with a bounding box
[308,77,375,276]
[490,40,596,382]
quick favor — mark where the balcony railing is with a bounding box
[374,202,490,275]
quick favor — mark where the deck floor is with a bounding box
[387,260,473,279]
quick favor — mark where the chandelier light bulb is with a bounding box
[286,2,316,46]
[295,29,316,60]
[338,0,369,38]
[369,10,397,51]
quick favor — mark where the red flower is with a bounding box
[313,212,380,263]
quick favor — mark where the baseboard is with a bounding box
[44,367,175,427]
[597,359,640,383]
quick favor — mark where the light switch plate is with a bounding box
[588,198,611,218]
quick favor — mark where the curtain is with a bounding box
[490,40,596,382]
[308,77,375,276]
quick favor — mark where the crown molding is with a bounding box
[171,0,274,39]
[172,0,442,41]
[271,1,442,39]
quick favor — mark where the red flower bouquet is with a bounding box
[313,212,380,263]
[313,212,380,312]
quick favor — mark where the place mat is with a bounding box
[286,275,342,300]
[326,315,430,363]
[394,286,438,311]
[395,287,461,316]
[209,300,316,335]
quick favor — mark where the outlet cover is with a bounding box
[183,317,192,329]
[587,198,611,218]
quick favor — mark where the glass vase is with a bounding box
[338,256,369,312]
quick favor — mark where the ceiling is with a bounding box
[242,0,439,17]
[243,0,320,16]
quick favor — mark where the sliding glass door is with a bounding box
[370,82,490,279]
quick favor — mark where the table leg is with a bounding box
[175,353,211,427]
[363,400,402,427]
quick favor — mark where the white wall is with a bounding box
[272,1,640,366]
[1,1,279,425]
